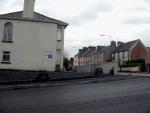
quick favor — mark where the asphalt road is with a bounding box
[0,77,150,113]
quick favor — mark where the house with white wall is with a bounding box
[0,0,68,71]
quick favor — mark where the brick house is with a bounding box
[94,41,117,64]
[74,41,117,66]
[92,46,105,64]
[147,47,150,62]
[77,47,88,66]
[146,47,150,72]
[113,39,149,72]
[74,39,150,72]
[84,46,96,65]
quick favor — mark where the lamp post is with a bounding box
[100,34,113,61]
[118,59,121,72]
[100,34,117,75]
[100,34,112,42]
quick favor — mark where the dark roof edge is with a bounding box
[35,12,69,27]
[0,11,69,27]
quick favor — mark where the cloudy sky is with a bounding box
[0,0,150,57]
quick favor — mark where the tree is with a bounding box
[63,58,69,71]
[68,57,74,71]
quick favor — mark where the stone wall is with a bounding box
[75,62,119,74]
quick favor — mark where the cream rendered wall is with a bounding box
[119,51,129,62]
[0,19,58,71]
[119,52,122,61]
[74,55,79,66]
[121,66,139,72]
[114,51,129,62]
[115,53,118,61]
[124,51,129,61]
[56,27,65,68]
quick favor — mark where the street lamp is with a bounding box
[100,34,112,42]
[100,34,113,61]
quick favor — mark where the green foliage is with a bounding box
[125,59,145,64]
[121,59,145,68]
[121,63,138,68]
[63,58,69,71]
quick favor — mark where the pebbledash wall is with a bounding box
[0,19,63,71]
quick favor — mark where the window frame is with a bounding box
[57,28,62,41]
[122,51,125,59]
[2,22,13,43]
[1,51,11,64]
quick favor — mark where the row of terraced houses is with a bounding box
[74,39,150,72]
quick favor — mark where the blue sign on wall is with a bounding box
[44,52,53,59]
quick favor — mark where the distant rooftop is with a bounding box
[114,39,139,53]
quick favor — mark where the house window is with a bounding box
[112,54,115,60]
[57,28,62,41]
[3,51,10,61]
[122,52,125,59]
[1,51,11,64]
[118,53,120,61]
[3,22,13,42]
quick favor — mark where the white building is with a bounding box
[0,0,68,71]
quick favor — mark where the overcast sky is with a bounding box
[0,0,150,57]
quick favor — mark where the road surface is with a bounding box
[0,77,150,113]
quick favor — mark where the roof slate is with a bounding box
[0,11,68,27]
[114,39,139,53]
[97,45,116,54]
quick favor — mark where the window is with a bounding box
[118,53,120,61]
[2,51,11,62]
[122,52,125,58]
[112,54,115,60]
[57,28,62,41]
[3,22,13,42]
[56,49,61,65]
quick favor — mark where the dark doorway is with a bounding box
[140,64,146,72]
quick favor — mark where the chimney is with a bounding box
[97,46,104,51]
[23,0,35,18]
[88,46,96,51]
[111,41,116,46]
[79,49,83,54]
[117,41,124,47]
[83,47,88,52]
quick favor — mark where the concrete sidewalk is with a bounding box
[0,72,94,85]
[0,75,135,91]
[118,72,150,77]
[1,71,150,85]
[1,70,149,88]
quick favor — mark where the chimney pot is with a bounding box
[117,41,124,47]
[111,41,116,46]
